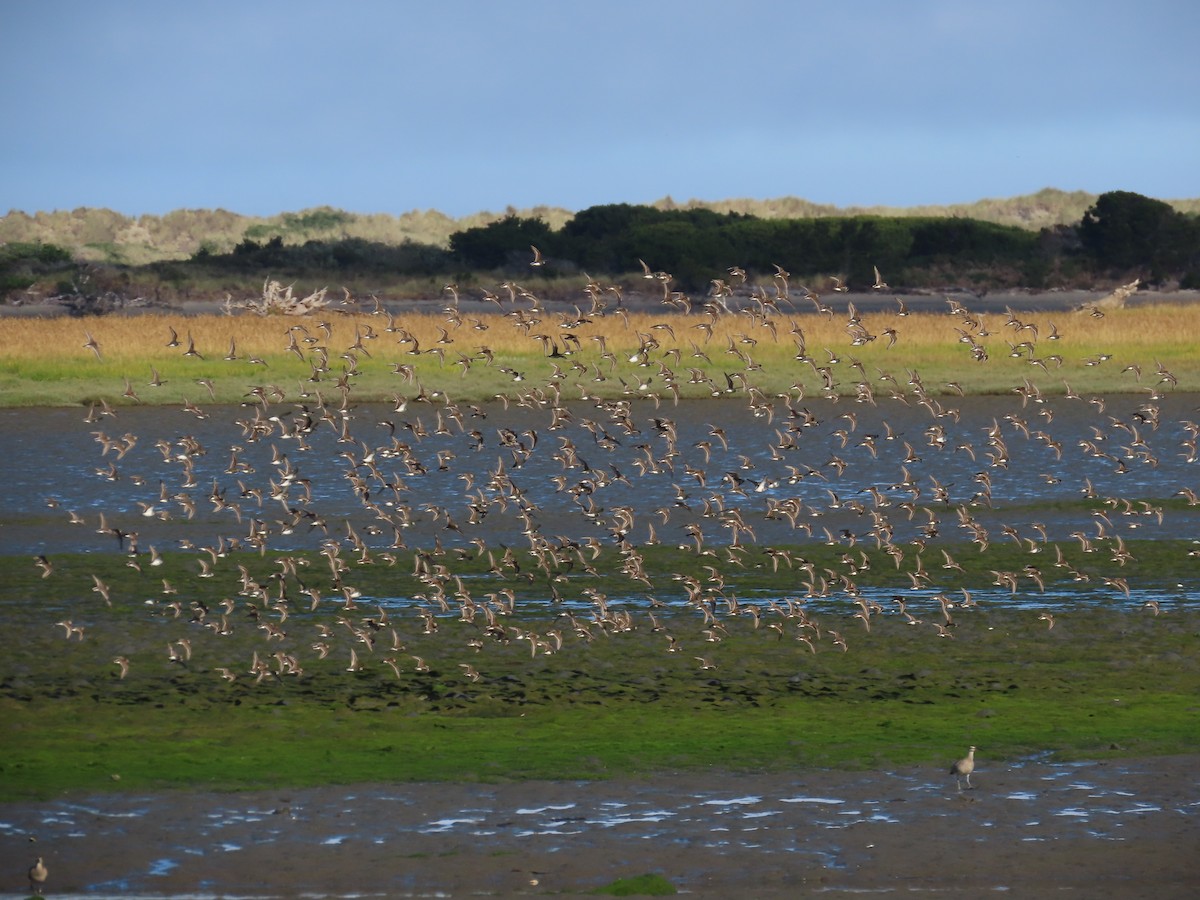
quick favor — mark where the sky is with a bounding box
[3,0,1198,219]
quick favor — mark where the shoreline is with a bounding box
[3,755,1197,898]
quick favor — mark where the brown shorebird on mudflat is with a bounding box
[951,746,976,791]
[29,856,48,894]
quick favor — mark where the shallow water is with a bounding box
[3,394,1199,549]
[2,757,1196,898]
[4,395,1198,616]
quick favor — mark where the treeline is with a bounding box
[195,234,454,278]
[449,206,1044,289]
[6,188,1198,265]
[445,191,1200,290]
[0,241,73,296]
[3,190,1198,303]
[167,190,1200,292]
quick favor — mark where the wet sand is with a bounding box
[3,755,1197,898]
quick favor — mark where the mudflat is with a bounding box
[4,755,1197,898]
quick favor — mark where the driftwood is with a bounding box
[227,279,331,315]
[1092,277,1140,309]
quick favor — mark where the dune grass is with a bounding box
[1,302,1198,408]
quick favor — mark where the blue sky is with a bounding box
[3,1,1198,218]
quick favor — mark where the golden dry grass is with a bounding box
[2,302,1192,358]
[1,301,1197,407]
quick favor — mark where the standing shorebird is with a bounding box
[29,856,48,894]
[951,746,976,791]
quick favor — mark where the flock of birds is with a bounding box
[25,256,1198,815]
